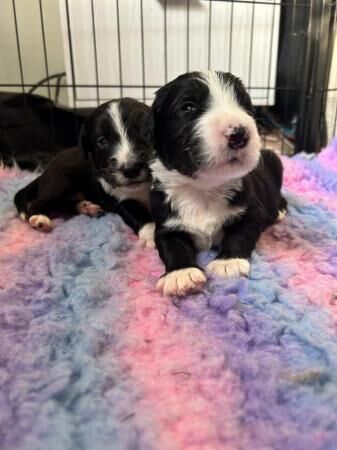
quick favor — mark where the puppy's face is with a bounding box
[80,98,153,190]
[152,71,260,185]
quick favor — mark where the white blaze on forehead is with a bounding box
[194,70,261,177]
[108,101,134,166]
[201,71,239,110]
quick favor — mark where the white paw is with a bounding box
[156,268,207,296]
[138,222,156,249]
[277,209,287,222]
[29,214,53,232]
[76,200,103,217]
[19,212,27,221]
[206,258,250,278]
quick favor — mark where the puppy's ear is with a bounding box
[78,123,90,159]
[151,82,173,117]
[152,73,190,116]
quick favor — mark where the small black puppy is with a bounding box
[14,97,155,248]
[151,71,287,296]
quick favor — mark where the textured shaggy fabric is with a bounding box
[1,141,337,450]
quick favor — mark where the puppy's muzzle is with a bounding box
[226,126,249,150]
[121,163,142,179]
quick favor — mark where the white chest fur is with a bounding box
[98,178,150,209]
[163,179,245,250]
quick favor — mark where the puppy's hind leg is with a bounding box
[26,198,56,233]
[14,177,40,221]
[14,179,53,231]
[28,214,53,232]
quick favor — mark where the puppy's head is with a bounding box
[152,71,260,186]
[79,98,153,189]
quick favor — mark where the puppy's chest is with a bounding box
[99,178,151,208]
[110,185,150,208]
[164,186,245,249]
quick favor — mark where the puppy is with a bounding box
[150,71,287,296]
[14,97,155,248]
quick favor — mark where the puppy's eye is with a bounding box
[97,136,108,147]
[182,102,197,113]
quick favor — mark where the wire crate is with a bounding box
[0,0,336,154]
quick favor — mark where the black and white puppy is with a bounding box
[151,71,287,296]
[14,97,155,248]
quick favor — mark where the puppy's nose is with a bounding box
[226,126,249,150]
[121,164,141,179]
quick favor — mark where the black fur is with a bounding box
[14,98,153,234]
[150,71,287,289]
[0,92,87,170]
[151,71,254,177]
[216,149,286,261]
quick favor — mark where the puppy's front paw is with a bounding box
[76,200,103,217]
[156,268,206,296]
[29,215,53,232]
[207,258,250,278]
[138,222,156,249]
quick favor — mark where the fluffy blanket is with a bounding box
[1,140,337,450]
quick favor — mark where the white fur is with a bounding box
[157,268,207,296]
[151,160,245,250]
[202,71,239,110]
[98,177,150,209]
[194,71,261,180]
[138,222,156,249]
[207,258,250,278]
[108,101,134,167]
[277,209,287,222]
[29,214,53,232]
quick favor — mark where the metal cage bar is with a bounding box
[1,0,336,154]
